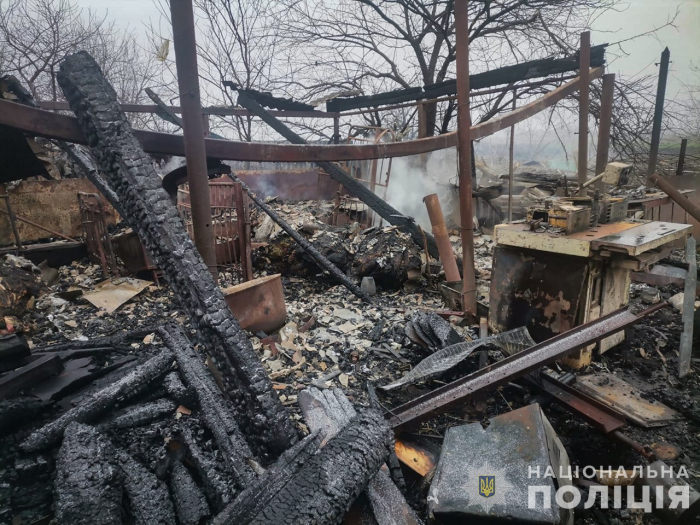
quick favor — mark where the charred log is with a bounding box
[158,325,256,488]
[181,424,237,513]
[169,460,210,525]
[163,371,196,407]
[0,395,49,436]
[20,349,173,452]
[212,432,322,525]
[57,51,297,458]
[54,422,122,525]
[116,449,177,525]
[245,410,392,525]
[97,398,178,432]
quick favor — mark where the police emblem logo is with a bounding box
[479,476,495,498]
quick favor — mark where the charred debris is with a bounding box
[0,27,698,525]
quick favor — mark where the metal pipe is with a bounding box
[454,0,477,317]
[649,172,700,223]
[508,91,516,222]
[578,31,591,186]
[0,206,78,243]
[423,194,460,282]
[677,138,688,176]
[594,73,615,192]
[170,0,218,278]
[648,47,670,178]
[0,195,22,250]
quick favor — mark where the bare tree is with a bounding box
[0,0,164,129]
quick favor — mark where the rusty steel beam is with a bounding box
[38,99,340,119]
[508,92,516,222]
[424,194,460,282]
[594,73,615,192]
[578,31,591,185]
[170,0,218,278]
[0,69,603,163]
[455,0,476,316]
[386,303,668,431]
[648,48,671,178]
[649,173,700,224]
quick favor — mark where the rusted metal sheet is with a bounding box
[386,303,666,430]
[575,373,681,428]
[0,179,117,246]
[77,192,118,277]
[0,68,603,163]
[489,246,588,342]
[222,274,287,334]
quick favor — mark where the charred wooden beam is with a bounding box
[20,349,173,452]
[242,410,392,525]
[0,334,30,361]
[212,432,322,525]
[54,422,122,525]
[169,460,210,525]
[34,327,157,353]
[97,398,178,431]
[181,424,237,513]
[158,325,256,488]
[163,370,196,406]
[234,91,439,259]
[116,449,177,525]
[230,174,370,302]
[0,354,62,401]
[0,395,50,436]
[56,51,297,458]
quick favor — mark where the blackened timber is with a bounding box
[230,174,372,302]
[159,325,256,488]
[181,424,237,513]
[56,51,298,458]
[212,432,322,525]
[163,370,196,406]
[54,422,122,525]
[170,461,210,525]
[20,349,173,452]
[97,398,178,431]
[116,449,177,525]
[246,410,392,525]
[235,91,439,258]
[0,354,62,400]
[0,334,30,361]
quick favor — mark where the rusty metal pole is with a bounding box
[170,0,218,278]
[333,116,340,145]
[454,0,477,317]
[648,48,670,179]
[677,138,688,176]
[649,173,700,224]
[594,73,615,192]
[507,91,516,222]
[578,31,591,186]
[424,194,460,282]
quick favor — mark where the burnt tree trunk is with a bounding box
[54,423,122,525]
[56,51,297,459]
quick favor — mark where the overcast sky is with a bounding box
[74,0,699,100]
